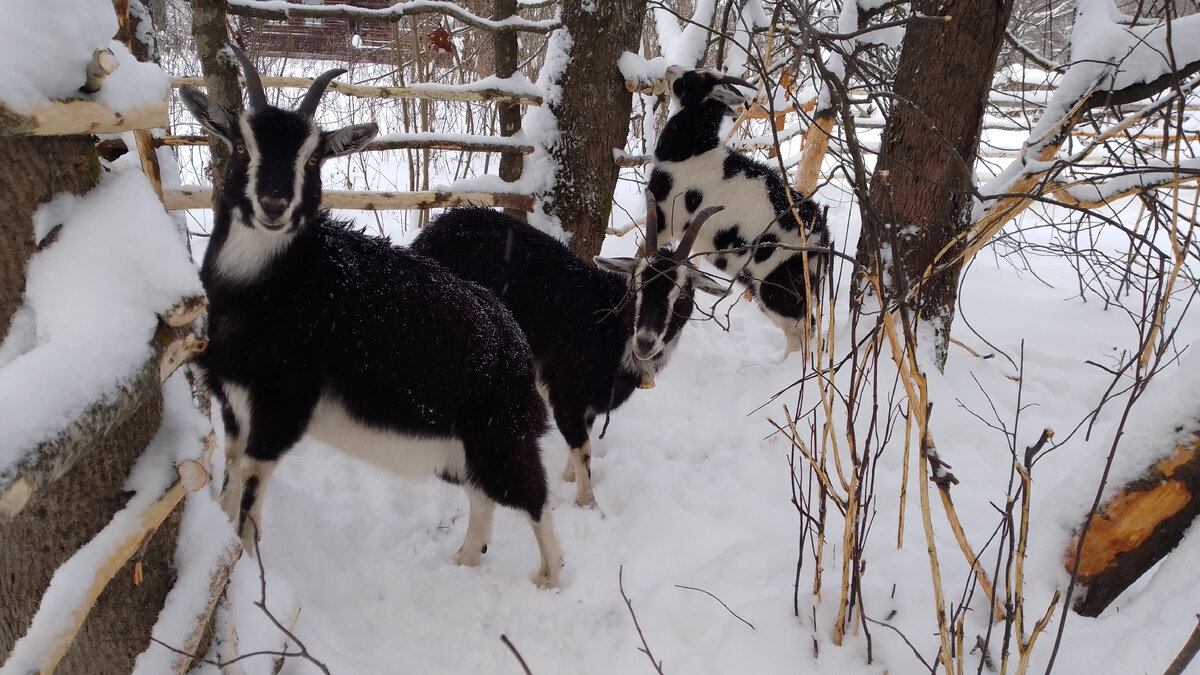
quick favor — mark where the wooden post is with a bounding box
[1067,434,1200,616]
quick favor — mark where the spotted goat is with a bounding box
[411,195,728,507]
[179,48,562,587]
[649,66,831,355]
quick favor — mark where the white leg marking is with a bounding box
[571,441,597,508]
[454,486,496,568]
[529,508,564,589]
[227,455,278,557]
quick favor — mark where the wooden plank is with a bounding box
[163,187,535,212]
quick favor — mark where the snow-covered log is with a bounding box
[1067,436,1200,617]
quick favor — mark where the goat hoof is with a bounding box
[574,492,598,509]
[453,545,485,567]
[532,563,563,589]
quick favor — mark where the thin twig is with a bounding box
[501,634,534,675]
[619,566,666,675]
[673,585,755,630]
[1163,614,1200,675]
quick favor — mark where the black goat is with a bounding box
[179,48,562,587]
[410,196,727,507]
[649,66,831,355]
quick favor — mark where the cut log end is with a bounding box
[1067,439,1200,616]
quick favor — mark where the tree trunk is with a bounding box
[0,140,180,669]
[0,137,99,341]
[854,0,1014,369]
[543,0,646,261]
[1067,436,1200,617]
[190,0,242,205]
[0,386,178,672]
[494,0,525,222]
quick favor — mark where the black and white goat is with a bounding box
[410,196,727,507]
[649,66,831,355]
[179,49,562,587]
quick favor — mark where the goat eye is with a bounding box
[306,157,319,167]
[234,143,246,155]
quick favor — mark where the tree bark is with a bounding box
[494,0,525,223]
[854,0,1014,369]
[1067,436,1200,617]
[543,0,646,262]
[0,366,178,672]
[190,0,242,205]
[0,137,98,340]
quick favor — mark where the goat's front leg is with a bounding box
[568,440,597,508]
[454,485,496,567]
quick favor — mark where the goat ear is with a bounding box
[178,85,238,149]
[593,256,637,275]
[323,123,379,158]
[688,269,733,298]
[706,84,746,110]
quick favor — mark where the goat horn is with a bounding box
[718,74,755,90]
[641,191,659,256]
[674,205,725,263]
[229,46,268,113]
[298,68,348,118]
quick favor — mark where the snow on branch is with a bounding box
[1053,160,1200,209]
[225,0,561,34]
[966,1,1200,248]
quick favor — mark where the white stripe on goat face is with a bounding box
[239,115,321,231]
[630,258,690,361]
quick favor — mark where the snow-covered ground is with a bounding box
[7,0,1200,673]
[179,191,1200,675]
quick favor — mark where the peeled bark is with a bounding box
[1068,436,1200,617]
[543,0,646,261]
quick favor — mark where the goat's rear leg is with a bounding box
[467,437,563,588]
[222,455,278,555]
[453,486,495,567]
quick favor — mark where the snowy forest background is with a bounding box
[5,0,1200,673]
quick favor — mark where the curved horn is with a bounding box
[641,191,659,255]
[674,205,725,262]
[229,46,268,113]
[718,74,755,89]
[298,68,348,118]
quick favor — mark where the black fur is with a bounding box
[411,207,722,506]
[179,69,562,585]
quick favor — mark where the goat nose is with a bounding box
[634,334,659,359]
[260,196,288,220]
